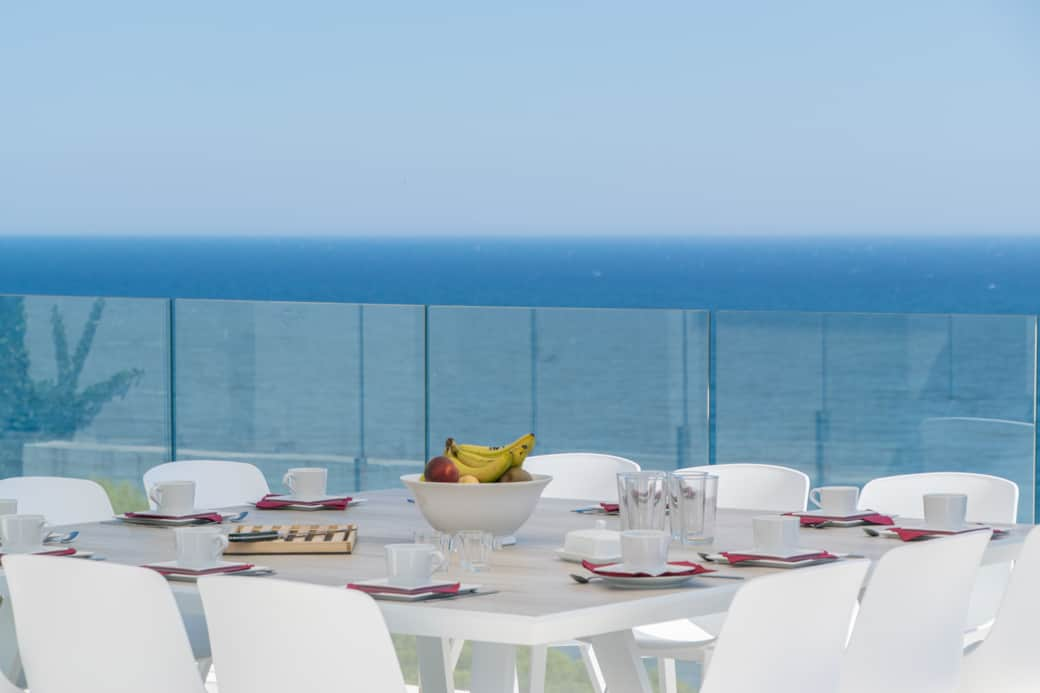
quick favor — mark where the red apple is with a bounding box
[424,456,460,483]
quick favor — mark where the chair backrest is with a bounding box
[701,559,869,693]
[3,555,206,693]
[840,531,990,693]
[958,525,1040,693]
[679,463,810,512]
[0,477,113,525]
[523,453,640,501]
[199,576,406,693]
[142,460,271,509]
[0,576,24,693]
[858,472,1019,524]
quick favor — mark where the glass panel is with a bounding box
[715,311,1036,522]
[0,294,170,511]
[427,306,709,470]
[173,300,424,492]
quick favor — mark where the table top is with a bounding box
[48,489,1031,646]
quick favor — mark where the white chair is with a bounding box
[473,453,639,693]
[0,577,24,692]
[143,460,270,508]
[0,476,113,524]
[839,531,991,693]
[858,471,1018,640]
[700,559,869,693]
[524,453,640,501]
[199,576,406,693]
[3,555,206,693]
[634,462,810,693]
[679,463,810,512]
[958,525,1040,693]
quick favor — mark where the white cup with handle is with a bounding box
[149,480,196,517]
[0,514,48,553]
[809,486,860,517]
[385,543,446,587]
[175,526,228,569]
[752,515,800,555]
[283,467,328,499]
[923,493,968,530]
[0,499,18,517]
[620,529,671,575]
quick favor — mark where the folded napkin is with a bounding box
[599,503,619,513]
[0,547,76,561]
[581,559,713,578]
[720,550,838,565]
[144,563,254,576]
[124,511,225,523]
[890,526,1005,542]
[255,494,352,510]
[790,512,895,528]
[347,582,461,596]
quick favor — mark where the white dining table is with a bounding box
[8,489,1032,693]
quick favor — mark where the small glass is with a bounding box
[455,530,493,573]
[702,474,718,543]
[413,528,452,556]
[616,471,669,532]
[669,471,711,545]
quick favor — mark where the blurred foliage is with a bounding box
[93,477,149,514]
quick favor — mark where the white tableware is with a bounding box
[752,515,800,555]
[0,499,18,516]
[562,520,622,560]
[348,578,482,601]
[385,543,446,586]
[620,529,670,575]
[149,480,196,517]
[175,526,229,569]
[553,547,623,564]
[923,493,968,529]
[809,486,860,516]
[146,560,258,581]
[401,473,551,536]
[283,468,328,498]
[585,564,699,589]
[0,514,48,552]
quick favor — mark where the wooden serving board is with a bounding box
[223,524,357,555]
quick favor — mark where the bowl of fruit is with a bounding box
[402,434,552,537]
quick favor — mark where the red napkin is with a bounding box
[890,526,1005,542]
[255,494,352,510]
[0,547,77,561]
[581,559,713,578]
[599,503,619,513]
[347,582,460,596]
[124,511,225,523]
[790,512,895,528]
[720,551,838,565]
[144,563,254,576]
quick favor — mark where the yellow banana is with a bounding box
[453,433,536,469]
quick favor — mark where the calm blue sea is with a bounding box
[3,234,1040,314]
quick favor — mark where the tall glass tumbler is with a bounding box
[669,471,709,544]
[702,474,719,543]
[617,471,669,532]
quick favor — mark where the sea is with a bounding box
[2,234,1039,519]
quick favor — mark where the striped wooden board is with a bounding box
[223,524,357,555]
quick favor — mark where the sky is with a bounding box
[0,1,1038,237]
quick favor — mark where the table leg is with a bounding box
[469,642,517,693]
[584,630,653,693]
[416,636,453,693]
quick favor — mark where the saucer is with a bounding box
[143,560,257,581]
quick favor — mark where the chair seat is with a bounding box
[633,619,715,656]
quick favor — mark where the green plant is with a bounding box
[92,477,149,514]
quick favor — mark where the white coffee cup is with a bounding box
[0,499,18,517]
[809,486,860,516]
[175,526,228,569]
[752,515,800,555]
[149,480,196,517]
[385,543,446,587]
[283,467,327,498]
[620,529,671,574]
[0,514,48,552]
[923,493,968,530]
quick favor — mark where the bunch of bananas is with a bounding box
[444,433,536,483]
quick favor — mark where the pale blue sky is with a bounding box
[1,1,1038,236]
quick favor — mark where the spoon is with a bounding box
[570,572,744,584]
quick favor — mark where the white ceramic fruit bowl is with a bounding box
[401,473,553,537]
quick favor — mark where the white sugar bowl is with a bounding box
[557,520,622,562]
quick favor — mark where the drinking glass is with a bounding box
[617,471,668,532]
[702,474,719,543]
[669,471,711,545]
[413,528,452,557]
[455,530,493,572]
